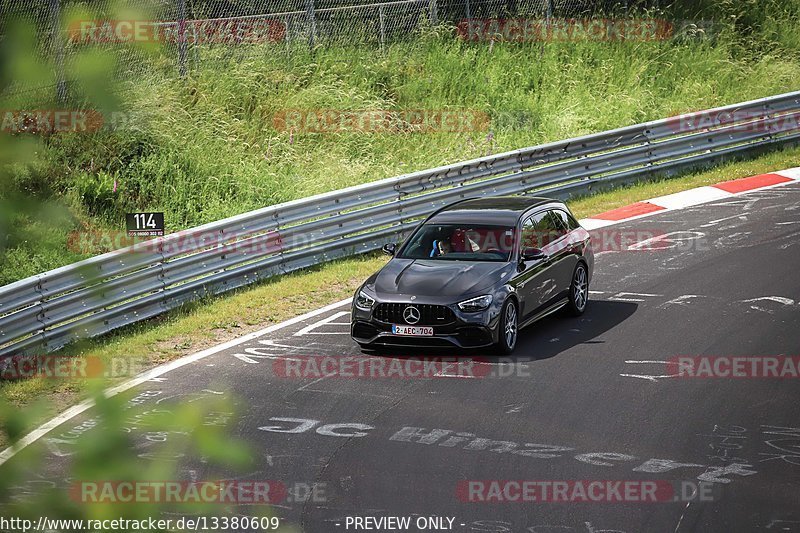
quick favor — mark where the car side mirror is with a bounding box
[382,243,397,256]
[521,247,547,261]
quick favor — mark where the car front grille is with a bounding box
[373,303,456,326]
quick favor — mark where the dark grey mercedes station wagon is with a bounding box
[351,196,594,354]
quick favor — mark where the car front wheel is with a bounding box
[496,299,518,354]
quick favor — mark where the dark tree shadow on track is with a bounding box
[507,300,637,362]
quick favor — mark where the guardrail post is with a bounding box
[395,182,405,243]
[34,276,48,354]
[762,103,776,143]
[273,212,288,275]
[642,122,657,178]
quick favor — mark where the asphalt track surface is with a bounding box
[3,183,800,533]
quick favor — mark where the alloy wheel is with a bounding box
[573,264,588,312]
[504,302,517,349]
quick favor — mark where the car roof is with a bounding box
[429,196,562,225]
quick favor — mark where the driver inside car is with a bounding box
[430,237,452,257]
[430,229,482,257]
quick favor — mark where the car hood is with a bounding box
[371,259,513,301]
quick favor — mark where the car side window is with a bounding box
[553,209,579,231]
[520,216,538,250]
[521,211,556,249]
[541,211,567,245]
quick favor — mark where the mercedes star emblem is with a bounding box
[403,305,421,325]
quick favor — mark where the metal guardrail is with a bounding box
[1,91,800,357]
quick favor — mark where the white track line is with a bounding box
[293,311,350,336]
[0,298,351,467]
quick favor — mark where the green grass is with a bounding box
[2,144,799,448]
[3,4,800,285]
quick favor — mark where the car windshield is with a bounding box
[398,223,515,262]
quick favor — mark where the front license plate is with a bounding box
[391,325,434,336]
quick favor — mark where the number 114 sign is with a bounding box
[126,212,165,237]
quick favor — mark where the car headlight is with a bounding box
[458,294,493,312]
[355,290,375,311]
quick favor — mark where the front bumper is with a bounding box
[351,301,501,349]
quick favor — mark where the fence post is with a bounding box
[465,0,471,20]
[429,0,438,25]
[305,0,317,49]
[285,18,291,60]
[177,0,187,77]
[191,22,199,69]
[378,4,386,51]
[544,0,553,46]
[49,0,67,102]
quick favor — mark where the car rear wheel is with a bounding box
[496,299,518,354]
[565,262,589,316]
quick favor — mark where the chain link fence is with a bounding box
[1,0,666,101]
